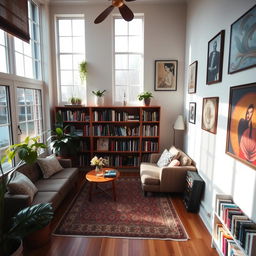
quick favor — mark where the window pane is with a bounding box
[15,53,25,76]
[59,37,72,53]
[60,55,73,69]
[14,38,23,53]
[17,88,25,105]
[129,36,142,53]
[115,86,127,102]
[27,106,33,120]
[128,85,141,102]
[59,20,72,36]
[24,42,32,57]
[28,121,35,137]
[0,126,11,148]
[115,19,128,35]
[115,54,128,69]
[129,19,142,35]
[115,70,129,85]
[60,71,73,85]
[0,30,5,45]
[73,71,81,85]
[73,55,84,70]
[19,123,27,142]
[24,56,33,78]
[18,106,26,122]
[0,46,7,73]
[61,86,74,102]
[115,36,128,52]
[0,107,8,124]
[72,20,84,36]
[129,55,141,69]
[129,70,140,85]
[73,37,85,53]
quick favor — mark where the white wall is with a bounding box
[184,0,256,230]
[49,2,186,151]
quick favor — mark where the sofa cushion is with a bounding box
[15,162,42,183]
[140,163,161,185]
[169,146,181,160]
[34,179,69,196]
[168,159,180,167]
[178,151,193,166]
[49,167,79,180]
[32,191,61,210]
[157,149,172,167]
[37,155,63,179]
[7,172,38,203]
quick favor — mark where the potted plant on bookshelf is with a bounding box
[137,92,153,106]
[79,60,87,83]
[92,90,106,106]
[69,97,82,106]
[0,137,53,256]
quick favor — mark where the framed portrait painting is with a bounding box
[188,61,198,94]
[189,102,196,124]
[201,97,219,134]
[154,60,178,91]
[226,83,256,169]
[206,30,225,85]
[228,4,256,74]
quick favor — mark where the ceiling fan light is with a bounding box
[112,0,124,8]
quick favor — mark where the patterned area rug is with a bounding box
[54,177,189,240]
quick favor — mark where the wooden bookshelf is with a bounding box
[55,106,160,169]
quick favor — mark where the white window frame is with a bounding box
[112,14,144,105]
[55,15,86,105]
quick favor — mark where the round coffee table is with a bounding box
[85,168,120,201]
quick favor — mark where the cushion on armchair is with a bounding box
[157,149,172,167]
[178,151,193,166]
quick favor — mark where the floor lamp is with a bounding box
[173,115,185,146]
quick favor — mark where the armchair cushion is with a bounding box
[179,151,193,166]
[157,149,172,167]
[168,159,180,167]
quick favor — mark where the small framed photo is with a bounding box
[226,83,256,169]
[154,60,178,91]
[201,97,219,134]
[97,138,109,151]
[206,30,225,85]
[189,102,196,124]
[188,61,198,94]
[228,5,256,74]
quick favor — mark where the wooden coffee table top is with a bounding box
[86,168,120,183]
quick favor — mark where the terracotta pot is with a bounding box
[144,98,151,106]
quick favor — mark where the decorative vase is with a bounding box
[95,96,104,106]
[144,98,151,106]
[95,165,102,176]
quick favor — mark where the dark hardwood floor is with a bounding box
[24,172,218,256]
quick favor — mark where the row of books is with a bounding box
[78,155,90,166]
[99,155,140,167]
[93,110,140,121]
[141,154,151,162]
[58,110,90,121]
[79,141,89,152]
[109,140,139,151]
[70,125,90,136]
[142,110,159,121]
[93,125,140,136]
[216,197,256,255]
[216,224,244,256]
[142,141,158,152]
[142,125,158,136]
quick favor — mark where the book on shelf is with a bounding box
[216,198,233,216]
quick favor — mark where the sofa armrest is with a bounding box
[58,158,72,168]
[159,166,197,193]
[150,153,161,163]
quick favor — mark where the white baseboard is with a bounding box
[198,202,212,234]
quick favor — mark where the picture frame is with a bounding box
[154,60,178,91]
[97,138,109,151]
[226,83,256,170]
[189,102,196,124]
[228,4,256,74]
[206,30,225,85]
[201,97,219,134]
[188,61,198,94]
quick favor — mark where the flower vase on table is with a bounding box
[90,156,108,177]
[95,165,103,176]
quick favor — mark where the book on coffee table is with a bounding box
[104,170,117,178]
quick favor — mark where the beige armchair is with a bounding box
[140,147,197,196]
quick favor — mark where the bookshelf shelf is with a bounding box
[212,194,256,256]
[55,106,160,169]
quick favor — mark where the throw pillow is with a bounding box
[7,172,38,203]
[157,149,172,167]
[179,151,193,166]
[37,155,63,179]
[169,146,181,160]
[168,159,180,167]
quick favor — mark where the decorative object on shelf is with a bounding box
[228,4,256,74]
[154,60,178,91]
[123,92,127,106]
[188,61,198,94]
[137,91,153,106]
[226,83,256,170]
[94,0,135,24]
[206,30,225,85]
[92,90,106,106]
[173,115,185,146]
[0,137,53,256]
[79,60,87,82]
[201,97,219,134]
[90,156,108,176]
[69,97,82,105]
[97,138,109,151]
[189,102,196,124]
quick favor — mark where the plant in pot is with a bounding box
[69,97,82,105]
[79,60,87,82]
[92,90,106,106]
[0,137,53,256]
[137,92,153,106]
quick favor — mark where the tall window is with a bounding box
[14,0,41,80]
[0,86,12,172]
[0,29,8,73]
[56,17,85,103]
[17,88,43,143]
[113,16,144,103]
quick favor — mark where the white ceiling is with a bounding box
[49,0,187,4]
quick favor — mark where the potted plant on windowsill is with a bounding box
[92,90,106,106]
[137,91,153,106]
[0,137,53,256]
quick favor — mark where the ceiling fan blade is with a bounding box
[125,0,136,2]
[119,4,134,22]
[94,5,115,24]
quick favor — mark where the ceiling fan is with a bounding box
[94,0,135,24]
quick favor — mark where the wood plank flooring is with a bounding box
[24,172,218,256]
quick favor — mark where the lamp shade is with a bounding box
[173,115,185,130]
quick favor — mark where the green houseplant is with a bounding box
[137,91,153,106]
[0,137,53,256]
[79,61,87,82]
[69,97,82,105]
[92,90,106,106]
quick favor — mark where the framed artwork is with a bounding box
[188,61,198,94]
[201,97,219,134]
[228,4,256,74]
[226,83,256,169]
[154,60,178,91]
[189,102,196,124]
[206,30,225,85]
[97,138,109,151]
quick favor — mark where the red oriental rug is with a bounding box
[54,177,189,240]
